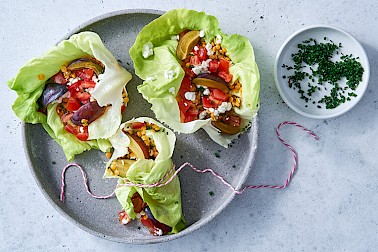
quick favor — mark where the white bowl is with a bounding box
[274,25,370,119]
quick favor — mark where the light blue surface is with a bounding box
[1,1,378,251]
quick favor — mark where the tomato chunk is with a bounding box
[80,80,96,89]
[202,97,215,108]
[209,93,223,107]
[131,122,145,129]
[190,55,200,66]
[75,69,94,81]
[64,124,78,135]
[211,89,229,102]
[66,97,81,112]
[178,100,192,114]
[218,58,230,73]
[75,92,91,103]
[218,71,233,83]
[198,47,208,61]
[209,60,219,73]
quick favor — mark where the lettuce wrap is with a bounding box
[130,9,260,147]
[105,117,185,234]
[8,31,132,160]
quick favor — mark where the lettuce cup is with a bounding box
[8,31,132,161]
[130,9,260,147]
[105,117,185,235]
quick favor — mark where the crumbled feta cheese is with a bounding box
[67,77,80,86]
[184,91,196,101]
[79,127,84,133]
[217,102,233,114]
[208,108,215,113]
[146,76,156,82]
[215,34,222,44]
[206,43,213,56]
[121,218,130,225]
[194,45,199,51]
[91,75,98,82]
[199,30,205,38]
[169,87,176,94]
[171,35,179,41]
[142,42,154,58]
[203,88,210,96]
[213,109,220,116]
[164,69,175,79]
[192,59,212,75]
[154,228,163,236]
[199,110,207,119]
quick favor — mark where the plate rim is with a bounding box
[22,9,259,244]
[274,24,370,119]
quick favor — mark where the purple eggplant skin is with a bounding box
[144,206,172,234]
[196,73,227,85]
[71,101,106,126]
[39,83,68,109]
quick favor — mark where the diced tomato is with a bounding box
[209,93,223,107]
[76,130,89,141]
[131,122,145,129]
[75,69,94,81]
[211,89,229,102]
[218,58,230,73]
[184,114,197,123]
[187,107,199,116]
[178,77,192,99]
[75,92,91,102]
[68,81,83,95]
[140,215,160,235]
[218,71,233,83]
[66,97,81,112]
[198,47,208,61]
[80,80,96,89]
[121,104,126,113]
[184,67,196,80]
[180,111,186,122]
[64,124,78,135]
[190,55,200,66]
[53,72,68,84]
[178,100,192,114]
[209,60,219,73]
[202,96,216,108]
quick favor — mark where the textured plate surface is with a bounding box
[274,25,370,119]
[23,9,259,244]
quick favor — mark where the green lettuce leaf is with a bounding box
[107,117,185,233]
[130,9,260,147]
[8,31,132,160]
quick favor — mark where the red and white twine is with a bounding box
[59,121,318,202]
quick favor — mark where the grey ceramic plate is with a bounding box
[23,9,259,244]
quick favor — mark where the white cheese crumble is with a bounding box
[217,102,232,114]
[142,42,154,58]
[213,110,220,116]
[67,77,80,86]
[184,91,196,101]
[203,88,210,96]
[91,75,98,82]
[169,87,176,94]
[164,69,175,79]
[208,108,215,113]
[206,43,213,56]
[146,76,156,82]
[194,45,199,51]
[199,110,207,119]
[192,59,212,75]
[121,218,130,225]
[199,30,205,38]
[215,34,222,44]
[154,228,163,236]
[79,127,84,133]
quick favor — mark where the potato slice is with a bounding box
[192,77,229,92]
[109,159,136,177]
[176,30,200,60]
[127,134,149,159]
